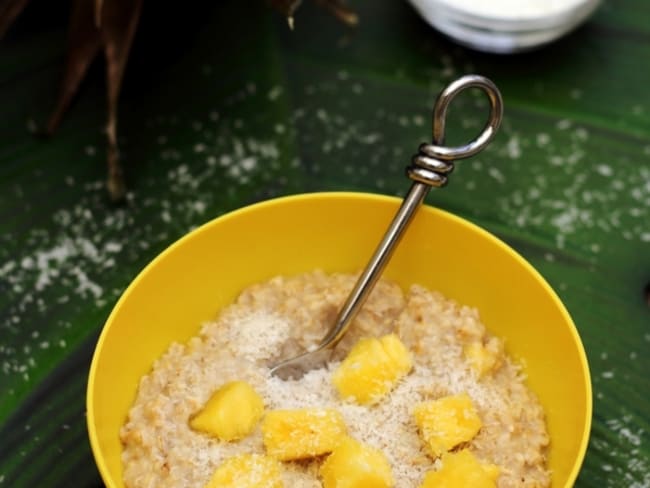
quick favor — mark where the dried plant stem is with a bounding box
[100,0,144,201]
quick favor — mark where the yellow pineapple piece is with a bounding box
[320,437,394,488]
[463,337,503,378]
[481,463,501,481]
[190,381,264,441]
[261,408,347,461]
[205,454,283,488]
[413,393,482,457]
[419,449,500,488]
[332,333,412,404]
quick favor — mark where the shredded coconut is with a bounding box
[121,272,549,488]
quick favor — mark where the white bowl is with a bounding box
[408,0,601,53]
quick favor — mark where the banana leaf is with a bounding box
[0,0,648,486]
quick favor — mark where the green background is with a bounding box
[0,0,648,486]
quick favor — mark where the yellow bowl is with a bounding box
[87,192,592,487]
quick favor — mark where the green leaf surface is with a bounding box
[1,0,648,486]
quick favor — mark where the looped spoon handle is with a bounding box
[270,74,503,380]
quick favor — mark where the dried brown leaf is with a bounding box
[315,0,358,26]
[1,0,142,201]
[45,0,144,201]
[94,0,104,27]
[0,0,31,38]
[46,0,102,135]
[2,0,356,201]
[268,0,357,28]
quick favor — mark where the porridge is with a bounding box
[120,271,550,487]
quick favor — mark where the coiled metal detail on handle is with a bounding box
[407,74,504,187]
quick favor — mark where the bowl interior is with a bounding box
[87,192,591,487]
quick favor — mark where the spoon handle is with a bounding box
[319,74,504,350]
[318,182,430,347]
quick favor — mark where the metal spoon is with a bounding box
[270,74,504,380]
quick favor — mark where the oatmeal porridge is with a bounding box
[120,271,550,487]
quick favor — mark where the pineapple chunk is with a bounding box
[190,381,264,441]
[413,393,482,457]
[320,437,394,488]
[332,334,412,404]
[463,337,503,378]
[206,454,283,488]
[261,408,347,461]
[419,449,500,488]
